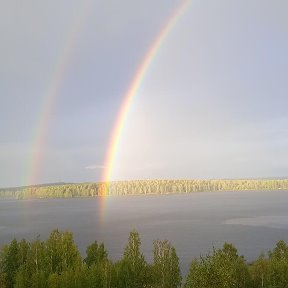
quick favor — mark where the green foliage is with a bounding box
[0,272,6,288]
[152,239,182,288]
[0,239,20,288]
[117,230,149,288]
[14,267,30,288]
[31,270,47,288]
[267,240,288,287]
[249,240,288,288]
[46,229,82,274]
[2,179,288,199]
[1,230,288,287]
[185,242,251,288]
[250,253,270,288]
[84,241,107,267]
[25,238,46,275]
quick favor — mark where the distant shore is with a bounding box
[1,179,288,199]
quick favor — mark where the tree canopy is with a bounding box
[1,179,288,199]
[0,229,288,287]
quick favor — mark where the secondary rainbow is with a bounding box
[27,1,93,186]
[102,0,190,188]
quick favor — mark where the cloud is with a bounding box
[144,162,166,169]
[85,165,105,170]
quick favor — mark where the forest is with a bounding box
[1,179,288,199]
[1,229,288,287]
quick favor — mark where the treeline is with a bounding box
[1,179,288,199]
[1,230,288,287]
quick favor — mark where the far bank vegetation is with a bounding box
[1,179,288,199]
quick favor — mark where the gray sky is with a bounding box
[1,0,288,187]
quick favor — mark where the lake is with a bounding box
[1,190,288,274]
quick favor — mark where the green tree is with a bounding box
[31,270,47,288]
[26,238,46,274]
[267,240,288,287]
[86,261,115,288]
[0,239,20,288]
[250,253,269,288]
[84,241,107,267]
[46,230,82,274]
[214,243,251,288]
[185,243,250,288]
[152,239,182,287]
[185,255,219,288]
[18,239,29,267]
[0,271,6,288]
[14,267,30,288]
[14,238,48,287]
[118,230,148,288]
[47,273,59,288]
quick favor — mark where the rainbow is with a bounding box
[26,0,190,211]
[27,1,93,186]
[102,0,190,188]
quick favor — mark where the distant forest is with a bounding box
[1,229,288,287]
[1,179,288,199]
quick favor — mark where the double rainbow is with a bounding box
[27,0,190,200]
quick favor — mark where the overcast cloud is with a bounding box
[1,0,288,187]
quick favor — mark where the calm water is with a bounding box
[1,190,288,274]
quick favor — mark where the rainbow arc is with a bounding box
[27,1,190,220]
[102,0,190,188]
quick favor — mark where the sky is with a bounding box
[1,0,288,188]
